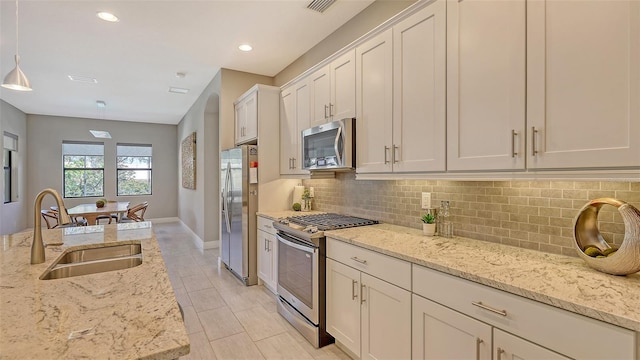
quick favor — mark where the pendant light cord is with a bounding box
[15,0,20,59]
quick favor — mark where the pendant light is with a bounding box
[2,0,32,91]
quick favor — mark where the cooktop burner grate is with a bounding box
[288,213,379,231]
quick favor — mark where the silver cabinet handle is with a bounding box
[352,280,358,300]
[393,145,399,163]
[329,103,334,117]
[497,347,505,360]
[263,224,272,229]
[292,157,296,169]
[476,338,483,360]
[531,126,539,156]
[471,301,507,316]
[267,239,271,252]
[360,283,366,304]
[511,129,518,157]
[350,256,367,264]
[384,146,390,164]
[324,104,328,119]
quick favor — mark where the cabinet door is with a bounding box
[356,28,394,173]
[257,229,273,289]
[412,294,491,360]
[446,0,526,171]
[392,0,446,173]
[243,91,258,141]
[326,259,361,358]
[310,65,331,128]
[527,0,640,169]
[294,80,310,173]
[361,273,411,360]
[280,86,296,175]
[235,100,246,145]
[494,329,569,360]
[331,50,356,121]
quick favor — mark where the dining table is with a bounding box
[67,201,130,225]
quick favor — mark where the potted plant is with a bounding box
[301,188,312,212]
[421,213,436,236]
[95,198,107,208]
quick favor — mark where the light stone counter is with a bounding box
[0,222,190,360]
[322,222,640,333]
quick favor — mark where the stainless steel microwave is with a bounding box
[302,118,355,171]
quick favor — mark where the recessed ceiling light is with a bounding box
[176,72,186,78]
[97,12,119,22]
[68,75,97,83]
[238,44,253,52]
[169,87,189,94]
[96,100,106,108]
[90,130,112,139]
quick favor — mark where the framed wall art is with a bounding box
[181,132,196,189]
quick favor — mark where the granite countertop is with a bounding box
[323,222,640,332]
[0,222,190,359]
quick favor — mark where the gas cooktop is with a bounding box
[287,213,379,231]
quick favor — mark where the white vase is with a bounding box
[423,223,436,236]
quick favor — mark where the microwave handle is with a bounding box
[334,125,343,166]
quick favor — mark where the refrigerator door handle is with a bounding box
[223,163,232,234]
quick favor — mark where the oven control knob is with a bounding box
[305,225,319,233]
[279,218,290,225]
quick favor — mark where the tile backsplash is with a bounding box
[303,173,640,257]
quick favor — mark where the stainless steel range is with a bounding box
[273,213,379,348]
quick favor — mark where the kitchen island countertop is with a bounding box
[0,222,189,360]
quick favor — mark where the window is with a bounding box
[117,144,152,196]
[3,132,18,204]
[63,142,104,198]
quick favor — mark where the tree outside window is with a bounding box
[63,142,104,198]
[117,144,152,196]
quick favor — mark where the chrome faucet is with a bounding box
[31,188,72,264]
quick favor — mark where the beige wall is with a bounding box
[26,114,178,227]
[0,100,28,235]
[305,174,640,257]
[177,68,272,247]
[274,0,416,86]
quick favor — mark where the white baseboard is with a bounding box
[149,217,181,223]
[150,217,220,250]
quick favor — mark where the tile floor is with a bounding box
[153,220,351,360]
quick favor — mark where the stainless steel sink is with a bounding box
[55,244,142,264]
[40,243,143,280]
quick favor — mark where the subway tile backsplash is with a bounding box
[304,173,640,257]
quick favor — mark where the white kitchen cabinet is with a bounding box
[310,50,356,128]
[446,0,526,171]
[412,294,491,360]
[235,89,258,145]
[527,0,640,169]
[392,1,446,173]
[357,1,446,174]
[257,216,277,293]
[494,329,569,360]
[326,239,411,359]
[280,80,310,175]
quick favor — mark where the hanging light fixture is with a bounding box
[2,0,32,91]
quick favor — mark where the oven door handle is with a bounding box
[276,233,317,253]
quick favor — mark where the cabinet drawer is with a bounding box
[326,237,411,291]
[413,264,635,359]
[257,216,276,236]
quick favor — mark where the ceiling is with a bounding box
[0,0,374,125]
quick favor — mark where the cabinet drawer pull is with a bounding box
[329,103,334,117]
[497,347,505,360]
[471,301,507,316]
[324,104,329,119]
[360,284,366,304]
[384,146,390,164]
[476,338,483,360]
[511,129,518,157]
[531,126,539,156]
[350,256,367,265]
[352,280,358,300]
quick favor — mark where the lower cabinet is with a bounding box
[326,258,411,359]
[494,329,569,360]
[256,216,277,293]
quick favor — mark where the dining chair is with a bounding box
[96,200,119,224]
[120,202,148,222]
[41,209,59,229]
[51,206,88,226]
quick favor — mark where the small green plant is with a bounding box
[421,213,435,224]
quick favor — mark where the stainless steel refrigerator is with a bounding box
[220,145,258,286]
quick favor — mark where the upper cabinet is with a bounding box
[446,0,526,171]
[526,0,640,169]
[357,1,446,174]
[280,79,310,175]
[310,50,356,128]
[235,90,258,145]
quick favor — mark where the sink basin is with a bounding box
[55,244,142,264]
[40,243,143,280]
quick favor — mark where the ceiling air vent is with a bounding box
[307,0,336,13]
